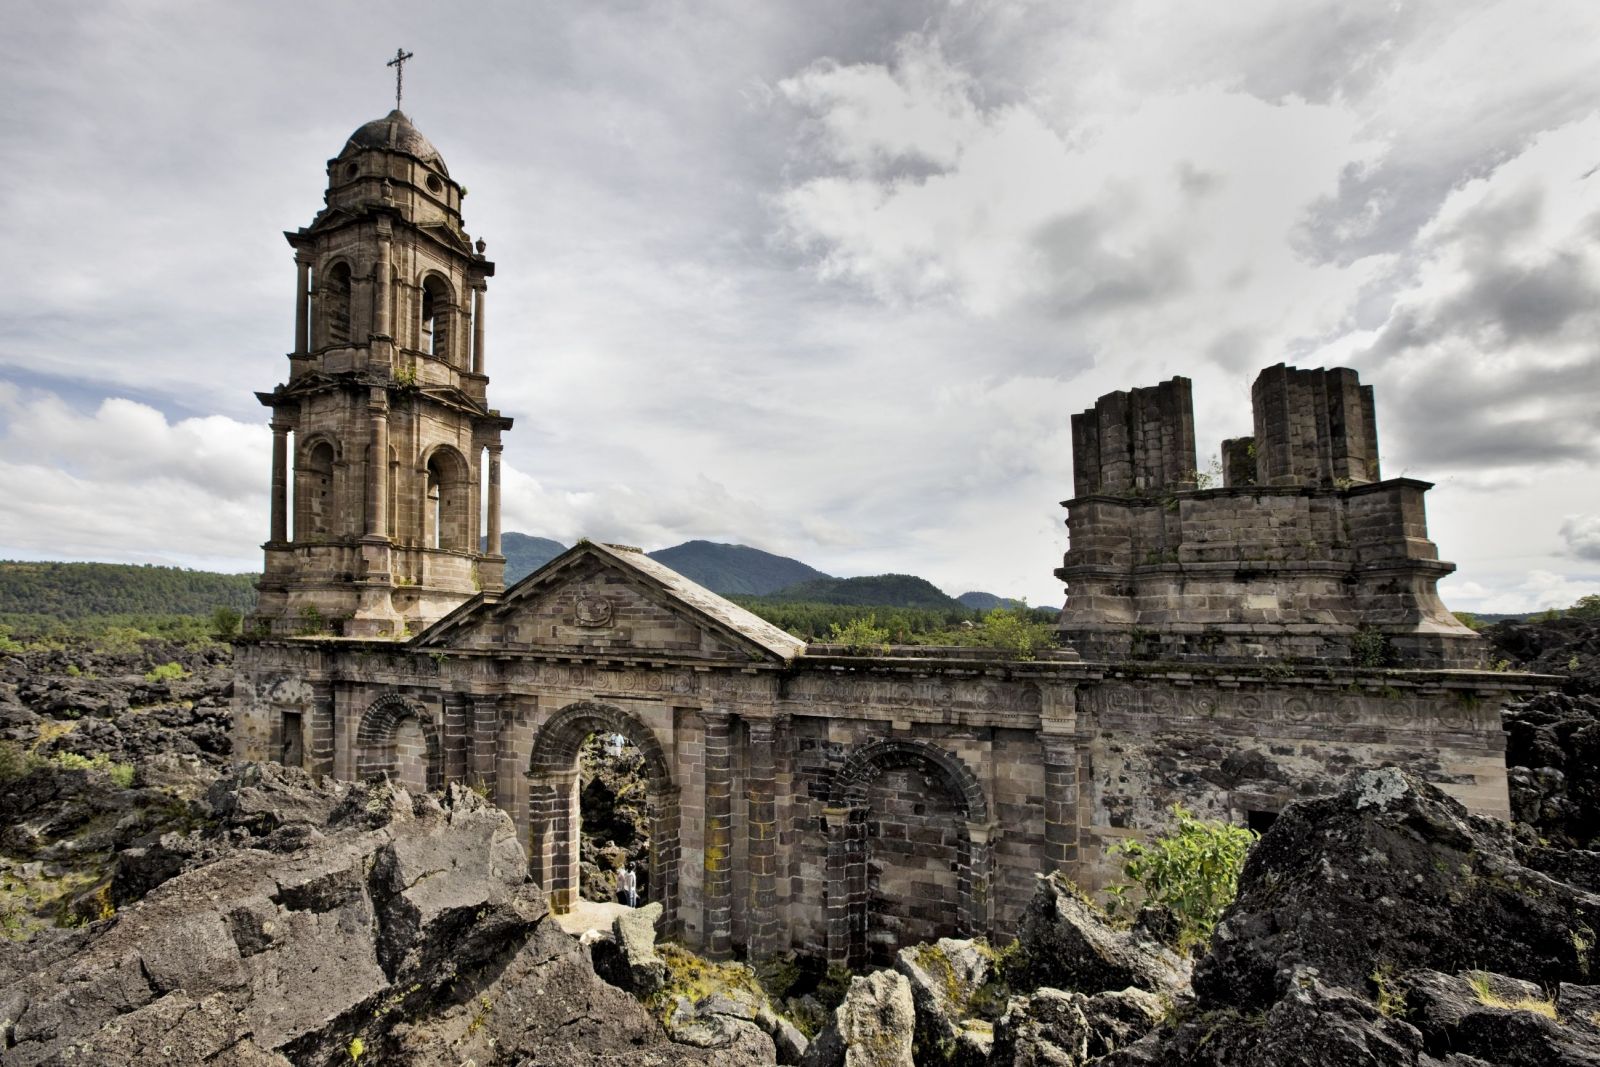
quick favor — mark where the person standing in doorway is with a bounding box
[619,864,638,908]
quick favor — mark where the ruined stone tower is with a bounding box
[1057,364,1484,667]
[250,110,512,637]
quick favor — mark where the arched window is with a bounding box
[297,440,337,539]
[420,275,451,361]
[423,447,469,551]
[323,262,352,347]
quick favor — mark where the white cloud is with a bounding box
[1562,515,1600,562]
[0,0,1597,612]
[0,386,268,570]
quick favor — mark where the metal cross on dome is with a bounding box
[387,48,414,112]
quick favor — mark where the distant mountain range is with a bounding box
[647,540,830,596]
[0,539,1025,627]
[492,533,568,582]
[955,591,1028,612]
[491,534,1019,609]
[759,574,963,610]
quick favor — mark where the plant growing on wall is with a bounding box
[1107,804,1256,952]
[827,614,890,654]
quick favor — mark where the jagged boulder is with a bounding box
[1018,874,1191,996]
[665,986,779,1062]
[1400,968,1600,1066]
[991,987,1090,1066]
[989,986,1164,1066]
[801,969,917,1067]
[0,767,767,1066]
[1102,967,1428,1067]
[1196,768,1600,1012]
[1501,689,1600,848]
[893,937,993,1063]
[595,900,668,994]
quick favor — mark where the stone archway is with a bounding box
[826,738,991,966]
[525,701,678,919]
[357,693,442,792]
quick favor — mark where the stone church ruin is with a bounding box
[234,108,1539,967]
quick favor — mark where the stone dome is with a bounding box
[340,110,448,175]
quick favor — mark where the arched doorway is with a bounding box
[357,693,442,792]
[526,701,678,920]
[826,738,990,966]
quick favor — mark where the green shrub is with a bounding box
[0,740,44,782]
[827,614,890,654]
[46,750,135,786]
[144,661,188,682]
[211,606,243,639]
[1107,805,1256,952]
[975,606,1056,660]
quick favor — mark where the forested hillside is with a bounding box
[494,533,568,584]
[645,540,831,596]
[760,573,963,609]
[0,562,256,618]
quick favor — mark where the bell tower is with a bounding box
[251,107,512,638]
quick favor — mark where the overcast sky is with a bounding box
[1,1,1597,611]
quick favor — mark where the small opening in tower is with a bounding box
[420,276,450,361]
[344,162,359,181]
[426,174,443,194]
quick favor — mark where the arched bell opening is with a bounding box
[295,438,338,540]
[422,446,470,551]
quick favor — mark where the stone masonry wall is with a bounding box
[234,635,1536,966]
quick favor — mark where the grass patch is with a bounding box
[1467,971,1558,1019]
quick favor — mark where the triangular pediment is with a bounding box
[415,541,805,664]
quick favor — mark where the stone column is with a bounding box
[1042,733,1081,876]
[824,804,868,966]
[701,709,734,959]
[365,390,389,539]
[470,695,498,796]
[293,253,310,356]
[307,680,336,777]
[486,444,503,556]
[269,421,290,543]
[442,693,470,785]
[373,228,393,339]
[471,285,486,375]
[525,770,578,911]
[745,717,780,958]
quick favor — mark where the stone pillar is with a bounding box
[293,253,310,356]
[269,421,289,543]
[307,680,336,777]
[961,822,991,939]
[526,770,578,911]
[486,444,502,557]
[442,692,470,785]
[701,709,734,959]
[745,717,780,958]
[470,694,498,796]
[824,805,868,966]
[1041,734,1081,875]
[373,228,393,339]
[365,391,389,539]
[471,285,486,376]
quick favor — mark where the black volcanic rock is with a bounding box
[1,770,768,1067]
[1195,768,1600,1010]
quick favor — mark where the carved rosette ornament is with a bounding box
[574,595,613,627]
